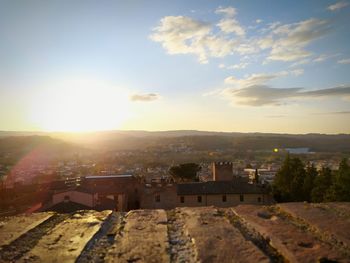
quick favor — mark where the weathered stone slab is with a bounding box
[327,202,350,216]
[20,210,111,263]
[179,207,269,263]
[278,203,350,251]
[0,212,54,247]
[233,205,346,263]
[106,209,170,263]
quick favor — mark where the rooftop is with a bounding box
[177,180,268,195]
[84,174,133,179]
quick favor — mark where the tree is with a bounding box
[289,157,306,201]
[326,158,350,201]
[311,167,332,203]
[273,154,291,202]
[302,163,318,202]
[169,163,201,182]
[273,154,305,202]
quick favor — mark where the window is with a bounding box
[155,194,160,202]
[257,197,261,203]
[240,194,244,202]
[180,196,185,203]
[197,196,202,203]
[222,195,227,202]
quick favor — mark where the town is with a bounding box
[1,132,349,215]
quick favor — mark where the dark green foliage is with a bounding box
[169,163,201,182]
[273,154,306,202]
[326,158,350,201]
[311,167,332,202]
[273,155,350,203]
[303,164,317,201]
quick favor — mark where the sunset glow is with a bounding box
[28,78,131,132]
[0,1,349,133]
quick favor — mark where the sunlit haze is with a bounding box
[1,0,350,133]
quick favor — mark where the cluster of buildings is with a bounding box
[44,162,273,212]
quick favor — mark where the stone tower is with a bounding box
[212,162,233,181]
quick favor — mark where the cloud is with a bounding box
[327,1,349,11]
[220,62,249,70]
[256,19,263,24]
[215,6,245,36]
[215,7,237,17]
[338,58,350,64]
[222,85,350,106]
[224,73,279,86]
[150,9,330,65]
[150,15,239,63]
[313,53,338,62]
[313,111,350,115]
[227,62,249,69]
[259,18,331,62]
[130,93,160,102]
[217,18,245,36]
[224,70,303,87]
[290,68,304,76]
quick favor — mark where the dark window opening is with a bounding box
[222,195,227,202]
[240,194,244,202]
[180,196,185,203]
[155,194,160,202]
[197,196,202,203]
[258,197,261,203]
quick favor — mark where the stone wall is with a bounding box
[52,191,96,207]
[1,203,350,262]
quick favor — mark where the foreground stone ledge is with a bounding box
[278,202,350,254]
[106,209,170,263]
[0,203,350,263]
[178,207,269,263]
[19,210,111,263]
[0,212,54,247]
[233,205,346,262]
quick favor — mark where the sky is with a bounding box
[0,0,350,134]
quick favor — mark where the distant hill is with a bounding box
[0,136,83,164]
[1,130,350,152]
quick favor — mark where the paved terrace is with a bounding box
[0,203,350,262]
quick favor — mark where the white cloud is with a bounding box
[222,85,350,106]
[290,68,304,76]
[151,9,330,65]
[217,18,245,36]
[289,58,312,67]
[313,54,333,62]
[327,1,349,11]
[224,73,279,87]
[130,93,160,102]
[215,6,245,36]
[150,16,239,64]
[338,58,350,64]
[227,62,249,70]
[256,19,263,24]
[260,19,330,62]
[215,6,237,17]
[224,70,303,87]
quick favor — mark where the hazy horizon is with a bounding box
[1,1,350,134]
[1,128,350,136]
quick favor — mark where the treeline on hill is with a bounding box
[273,155,350,202]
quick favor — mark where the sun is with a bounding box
[28,78,131,132]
